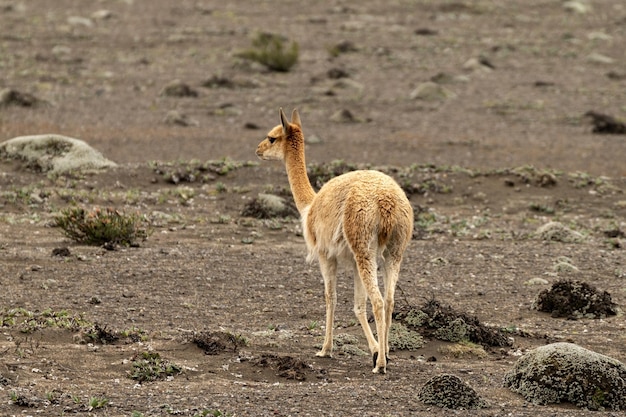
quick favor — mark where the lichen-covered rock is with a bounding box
[418,374,486,409]
[536,221,584,243]
[0,134,116,174]
[241,193,298,219]
[504,343,626,410]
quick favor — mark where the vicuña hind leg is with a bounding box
[353,264,378,355]
[316,256,337,358]
[382,254,402,359]
[354,255,387,374]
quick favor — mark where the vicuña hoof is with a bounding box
[372,352,389,373]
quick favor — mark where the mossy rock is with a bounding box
[418,374,486,409]
[0,134,116,174]
[241,193,298,219]
[504,342,626,410]
[536,221,584,243]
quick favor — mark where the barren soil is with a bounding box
[1,1,626,416]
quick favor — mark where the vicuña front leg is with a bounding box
[316,256,337,358]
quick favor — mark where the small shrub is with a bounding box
[54,207,150,246]
[237,32,299,72]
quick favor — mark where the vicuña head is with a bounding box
[256,108,414,374]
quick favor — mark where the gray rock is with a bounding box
[505,343,626,410]
[91,10,113,20]
[409,81,456,101]
[587,53,614,65]
[462,57,493,73]
[330,109,363,123]
[536,221,584,243]
[241,193,297,219]
[163,110,199,127]
[0,134,116,174]
[563,1,591,14]
[159,80,198,97]
[67,16,94,28]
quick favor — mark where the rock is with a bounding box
[330,78,364,99]
[585,111,626,134]
[536,221,584,243]
[587,53,614,65]
[327,68,350,79]
[67,16,94,28]
[330,109,363,123]
[91,10,113,20]
[524,277,549,285]
[51,45,72,56]
[241,193,297,219]
[504,343,626,410]
[587,31,612,41]
[0,134,116,174]
[409,81,456,101]
[306,134,322,144]
[159,80,198,97]
[462,57,493,73]
[563,1,591,14]
[418,374,486,409]
[0,88,41,107]
[163,110,199,127]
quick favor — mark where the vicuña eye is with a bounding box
[268,136,277,144]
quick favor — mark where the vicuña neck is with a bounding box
[285,131,316,213]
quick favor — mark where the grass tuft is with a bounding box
[54,207,151,247]
[237,32,299,72]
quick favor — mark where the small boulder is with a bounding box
[536,221,584,243]
[0,134,116,174]
[418,374,486,409]
[159,80,198,97]
[505,343,626,410]
[241,193,297,219]
[409,82,456,101]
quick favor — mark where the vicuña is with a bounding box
[256,108,413,374]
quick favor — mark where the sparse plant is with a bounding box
[88,396,109,410]
[529,203,555,214]
[237,32,299,72]
[54,207,151,246]
[120,326,148,342]
[1,307,90,333]
[129,351,182,382]
[215,182,227,193]
[196,410,232,417]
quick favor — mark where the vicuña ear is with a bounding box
[280,108,289,135]
[291,109,301,128]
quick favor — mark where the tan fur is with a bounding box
[256,108,413,374]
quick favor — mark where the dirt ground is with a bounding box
[1,0,626,416]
